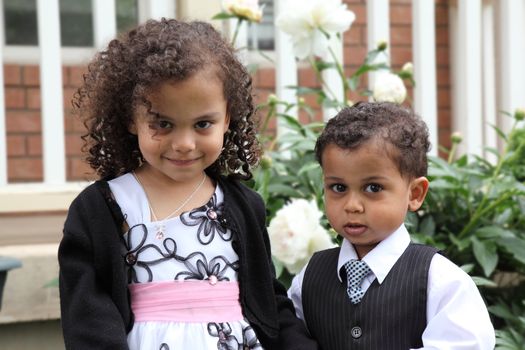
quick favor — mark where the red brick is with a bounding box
[436,46,449,66]
[66,134,84,156]
[343,45,368,66]
[390,46,412,66]
[298,67,319,88]
[256,68,276,89]
[348,4,366,25]
[6,110,41,133]
[26,88,41,109]
[391,26,412,46]
[437,67,450,87]
[344,26,364,46]
[391,5,412,25]
[438,108,451,129]
[4,87,26,109]
[68,157,96,181]
[63,87,77,109]
[6,135,26,156]
[436,26,449,46]
[67,66,86,87]
[22,65,40,86]
[435,4,449,26]
[7,158,43,181]
[437,87,450,108]
[3,65,22,85]
[27,135,42,156]
[64,114,85,133]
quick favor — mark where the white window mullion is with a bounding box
[412,0,438,156]
[274,0,298,136]
[138,0,176,23]
[367,0,390,91]
[93,0,117,49]
[37,0,66,185]
[455,0,483,157]
[497,0,525,132]
[482,0,497,161]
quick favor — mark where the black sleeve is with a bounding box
[252,193,320,350]
[58,191,129,350]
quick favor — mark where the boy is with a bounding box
[288,102,495,349]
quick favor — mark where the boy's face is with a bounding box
[321,142,428,258]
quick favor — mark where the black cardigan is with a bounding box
[59,176,318,350]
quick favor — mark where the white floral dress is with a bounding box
[108,173,263,350]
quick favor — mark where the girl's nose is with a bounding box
[172,130,195,153]
[343,194,364,214]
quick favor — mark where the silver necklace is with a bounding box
[132,171,207,239]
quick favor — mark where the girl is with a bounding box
[59,18,317,350]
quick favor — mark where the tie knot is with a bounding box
[344,259,371,289]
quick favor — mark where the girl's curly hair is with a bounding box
[74,18,260,180]
[315,101,431,179]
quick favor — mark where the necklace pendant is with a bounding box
[155,223,165,240]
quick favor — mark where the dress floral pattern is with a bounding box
[108,173,263,350]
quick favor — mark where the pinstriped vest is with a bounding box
[302,243,438,350]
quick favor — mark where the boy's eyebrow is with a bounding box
[323,175,389,182]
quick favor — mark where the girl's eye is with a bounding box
[364,183,383,193]
[195,121,212,129]
[328,183,346,193]
[148,120,172,130]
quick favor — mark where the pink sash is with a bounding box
[129,280,244,322]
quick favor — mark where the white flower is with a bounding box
[268,198,335,274]
[401,62,413,75]
[372,72,407,104]
[276,0,355,59]
[222,0,263,23]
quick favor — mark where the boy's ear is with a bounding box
[408,176,429,211]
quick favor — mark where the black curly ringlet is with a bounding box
[315,102,431,179]
[74,18,260,180]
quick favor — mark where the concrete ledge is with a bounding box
[0,244,60,324]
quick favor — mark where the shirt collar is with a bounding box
[337,224,411,283]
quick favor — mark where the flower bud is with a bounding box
[377,40,388,51]
[514,108,525,121]
[267,94,278,105]
[451,131,463,144]
[401,62,413,75]
[260,155,272,169]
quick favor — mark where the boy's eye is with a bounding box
[328,183,346,193]
[364,183,383,193]
[195,121,212,129]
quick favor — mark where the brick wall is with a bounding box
[2,0,451,183]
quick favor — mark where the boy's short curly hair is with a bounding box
[74,18,260,180]
[315,102,431,178]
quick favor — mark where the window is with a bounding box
[3,0,138,47]
[247,0,274,51]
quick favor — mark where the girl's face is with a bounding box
[321,141,428,259]
[129,69,229,184]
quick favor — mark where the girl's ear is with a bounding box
[408,176,429,211]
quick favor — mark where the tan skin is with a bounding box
[321,141,429,259]
[128,68,230,220]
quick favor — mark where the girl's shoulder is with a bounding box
[217,176,263,204]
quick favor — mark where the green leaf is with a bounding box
[298,162,321,175]
[419,216,436,236]
[471,237,498,277]
[498,237,525,265]
[460,263,475,273]
[474,226,516,239]
[211,12,237,20]
[449,233,471,251]
[313,60,337,71]
[471,276,498,287]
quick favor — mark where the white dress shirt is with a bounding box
[288,224,496,349]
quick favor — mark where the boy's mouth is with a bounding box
[343,223,367,236]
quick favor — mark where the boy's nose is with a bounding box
[343,194,364,213]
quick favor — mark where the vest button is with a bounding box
[351,326,362,339]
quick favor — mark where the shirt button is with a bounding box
[351,326,362,339]
[125,253,137,265]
